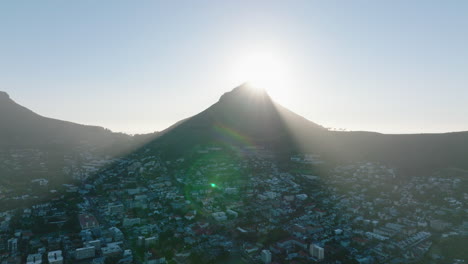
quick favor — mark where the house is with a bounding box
[47,250,63,264]
[79,214,99,230]
[101,242,123,258]
[26,253,43,264]
[212,212,227,221]
[76,246,96,260]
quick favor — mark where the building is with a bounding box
[26,253,43,264]
[212,212,227,221]
[310,244,324,261]
[7,238,18,254]
[430,219,451,231]
[48,250,63,264]
[108,203,125,215]
[101,242,123,258]
[85,240,102,250]
[75,246,96,260]
[277,238,308,250]
[261,250,272,264]
[109,227,124,242]
[137,236,145,247]
[79,214,99,230]
[226,209,238,218]
[122,218,141,227]
[296,194,308,200]
[145,237,157,248]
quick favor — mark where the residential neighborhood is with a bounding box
[0,146,466,263]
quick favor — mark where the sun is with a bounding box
[231,51,291,93]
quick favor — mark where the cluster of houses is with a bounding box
[0,147,466,263]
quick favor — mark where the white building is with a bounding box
[123,217,141,227]
[212,212,227,221]
[85,240,101,250]
[296,194,308,200]
[26,253,43,264]
[101,242,123,257]
[310,244,324,260]
[226,209,238,218]
[75,246,95,260]
[261,250,272,264]
[7,238,18,254]
[48,250,63,264]
[145,237,157,248]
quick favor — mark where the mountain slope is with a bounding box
[323,130,468,174]
[0,91,153,193]
[0,91,134,153]
[147,84,326,156]
[147,84,468,175]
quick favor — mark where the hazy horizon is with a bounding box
[1,0,467,134]
[4,85,468,136]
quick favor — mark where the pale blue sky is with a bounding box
[1,0,467,134]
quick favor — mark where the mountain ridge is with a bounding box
[141,84,468,175]
[2,86,468,177]
[0,91,140,153]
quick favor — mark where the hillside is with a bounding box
[146,84,468,175]
[0,91,152,192]
[0,91,135,153]
[146,84,325,155]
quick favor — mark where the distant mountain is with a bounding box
[147,84,468,175]
[0,91,153,193]
[325,129,468,175]
[0,91,135,153]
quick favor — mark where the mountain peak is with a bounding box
[219,83,269,103]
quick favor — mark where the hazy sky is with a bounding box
[1,0,467,134]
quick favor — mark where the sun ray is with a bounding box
[230,50,292,101]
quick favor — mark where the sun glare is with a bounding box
[231,51,291,94]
